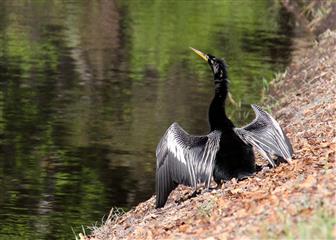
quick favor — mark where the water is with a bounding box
[0,0,294,239]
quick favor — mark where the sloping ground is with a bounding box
[82,28,336,240]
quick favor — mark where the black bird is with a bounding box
[155,48,293,208]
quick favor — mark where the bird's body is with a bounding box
[206,67,256,183]
[155,48,293,208]
[213,131,256,182]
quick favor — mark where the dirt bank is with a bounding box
[81,2,336,240]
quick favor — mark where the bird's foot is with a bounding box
[175,190,199,204]
[182,189,201,197]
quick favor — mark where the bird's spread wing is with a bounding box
[234,105,293,167]
[155,122,221,208]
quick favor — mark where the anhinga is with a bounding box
[155,48,293,208]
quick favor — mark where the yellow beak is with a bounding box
[190,47,208,62]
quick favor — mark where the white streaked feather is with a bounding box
[157,123,221,188]
[167,130,186,164]
[234,105,293,165]
[268,114,291,159]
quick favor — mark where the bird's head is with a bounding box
[190,47,228,83]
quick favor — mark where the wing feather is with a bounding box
[234,105,293,167]
[155,122,221,208]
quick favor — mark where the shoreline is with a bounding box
[81,2,336,239]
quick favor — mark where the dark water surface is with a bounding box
[0,0,294,239]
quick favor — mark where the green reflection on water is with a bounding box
[0,0,293,239]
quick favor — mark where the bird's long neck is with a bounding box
[208,70,233,131]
